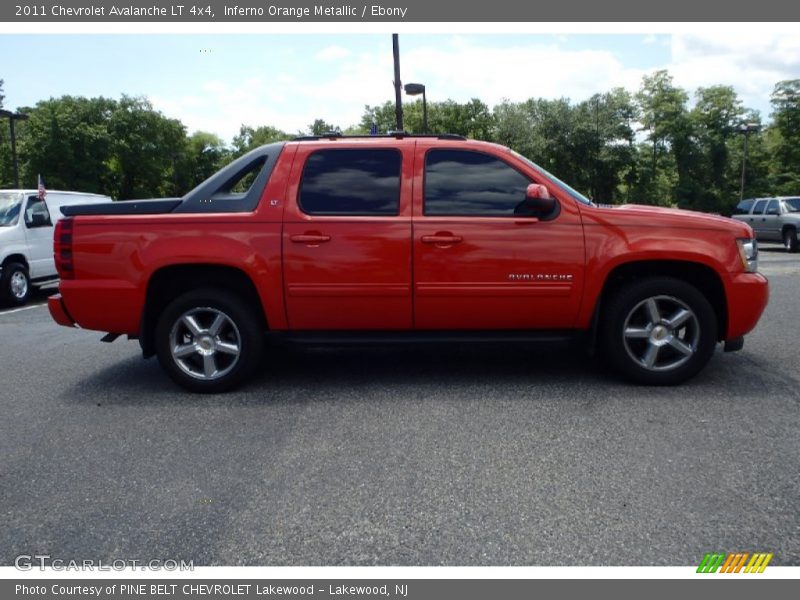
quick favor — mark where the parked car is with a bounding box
[732,196,800,252]
[0,189,112,305]
[48,135,768,392]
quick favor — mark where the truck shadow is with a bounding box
[57,340,772,407]
[61,342,612,406]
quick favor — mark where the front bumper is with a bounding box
[48,293,76,328]
[726,272,769,341]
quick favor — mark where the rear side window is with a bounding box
[752,199,768,215]
[424,149,531,216]
[299,149,401,216]
[766,200,780,215]
[733,199,754,215]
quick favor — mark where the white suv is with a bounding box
[0,189,112,305]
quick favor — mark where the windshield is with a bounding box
[510,150,595,207]
[785,198,800,212]
[0,193,22,227]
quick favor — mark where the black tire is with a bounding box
[783,227,798,253]
[1,262,31,306]
[155,288,264,393]
[600,277,718,385]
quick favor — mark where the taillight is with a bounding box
[54,218,75,279]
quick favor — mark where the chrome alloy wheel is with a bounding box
[168,307,242,381]
[10,271,28,299]
[622,295,700,372]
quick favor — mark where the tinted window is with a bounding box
[299,149,401,216]
[424,150,532,216]
[766,200,780,215]
[733,199,754,215]
[752,199,767,215]
[785,198,800,213]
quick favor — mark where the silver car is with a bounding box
[733,196,800,252]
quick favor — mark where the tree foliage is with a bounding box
[0,72,798,213]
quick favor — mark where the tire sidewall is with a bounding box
[1,262,31,306]
[784,227,798,253]
[601,277,718,385]
[155,288,263,393]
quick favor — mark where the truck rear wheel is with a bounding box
[1,262,31,306]
[155,288,264,393]
[600,277,717,385]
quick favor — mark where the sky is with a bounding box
[0,32,798,143]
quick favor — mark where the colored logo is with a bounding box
[697,552,773,573]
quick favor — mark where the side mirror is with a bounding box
[521,183,557,217]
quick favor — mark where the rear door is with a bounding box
[763,199,782,241]
[412,143,585,330]
[282,142,413,330]
[749,199,769,238]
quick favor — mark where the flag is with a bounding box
[37,174,47,200]
[370,122,378,136]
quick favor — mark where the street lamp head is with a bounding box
[737,122,760,133]
[0,110,29,121]
[404,83,425,96]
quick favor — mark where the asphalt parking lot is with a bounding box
[1,246,798,566]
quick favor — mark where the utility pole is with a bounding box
[0,109,29,188]
[737,123,760,202]
[392,34,403,132]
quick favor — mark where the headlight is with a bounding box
[737,238,758,272]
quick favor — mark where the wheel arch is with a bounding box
[589,260,728,348]
[1,254,29,269]
[139,263,267,358]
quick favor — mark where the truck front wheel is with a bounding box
[155,288,264,393]
[601,277,718,385]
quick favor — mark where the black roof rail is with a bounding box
[292,132,467,141]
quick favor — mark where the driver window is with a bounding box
[24,196,52,227]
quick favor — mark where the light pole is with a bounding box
[404,83,427,134]
[392,34,403,132]
[737,122,760,202]
[0,109,29,189]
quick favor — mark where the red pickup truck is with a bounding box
[48,134,768,392]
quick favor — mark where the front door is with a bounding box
[282,143,414,330]
[22,195,55,279]
[412,146,585,330]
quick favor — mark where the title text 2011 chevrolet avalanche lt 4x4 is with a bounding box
[48,135,768,392]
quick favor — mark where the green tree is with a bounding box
[634,70,694,206]
[690,85,744,212]
[307,118,340,136]
[769,79,800,194]
[231,124,291,156]
[173,131,229,196]
[18,95,117,193]
[360,98,494,138]
[106,96,187,199]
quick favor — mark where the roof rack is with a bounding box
[292,132,467,141]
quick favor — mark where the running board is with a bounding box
[270,330,583,346]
